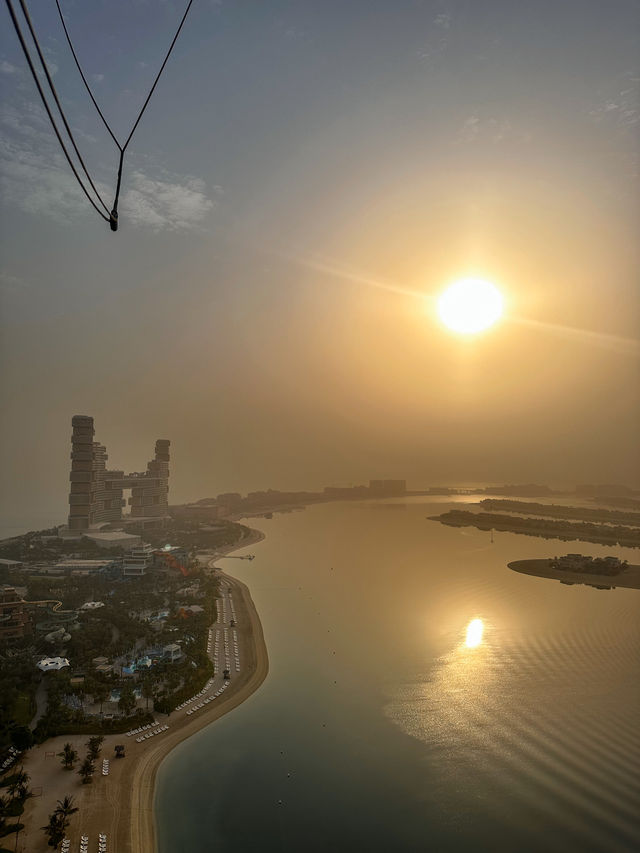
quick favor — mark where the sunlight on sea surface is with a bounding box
[157,498,640,853]
[465,617,484,647]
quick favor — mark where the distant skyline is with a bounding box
[1,1,639,523]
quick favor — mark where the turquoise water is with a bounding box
[156,498,640,852]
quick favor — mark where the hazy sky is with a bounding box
[1,0,639,523]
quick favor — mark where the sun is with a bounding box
[437,278,504,334]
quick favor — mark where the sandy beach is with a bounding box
[12,530,268,853]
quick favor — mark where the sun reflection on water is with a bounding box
[465,618,484,648]
[384,616,497,751]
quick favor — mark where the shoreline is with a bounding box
[140,570,269,853]
[14,528,268,853]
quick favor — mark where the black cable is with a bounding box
[3,0,109,222]
[55,0,194,230]
[17,0,111,215]
[108,0,195,229]
[54,0,122,152]
[121,0,194,152]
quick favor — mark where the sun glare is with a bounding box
[465,618,484,648]
[437,279,504,334]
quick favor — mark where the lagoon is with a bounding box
[156,497,640,852]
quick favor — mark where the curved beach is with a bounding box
[16,539,268,853]
[133,571,269,853]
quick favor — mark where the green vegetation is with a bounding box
[0,650,39,751]
[1,514,244,751]
[432,510,640,547]
[86,735,104,761]
[479,499,640,526]
[41,794,78,849]
[10,693,34,728]
[0,766,30,845]
[138,518,246,552]
[57,742,78,770]
[77,756,95,784]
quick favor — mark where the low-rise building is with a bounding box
[0,558,23,572]
[178,604,205,618]
[54,559,119,576]
[37,656,70,672]
[79,601,105,611]
[82,531,142,550]
[152,546,189,574]
[122,544,154,578]
[163,642,183,663]
[0,586,32,640]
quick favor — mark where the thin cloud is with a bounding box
[0,98,217,231]
[454,114,531,145]
[0,270,26,294]
[417,8,452,64]
[121,170,217,231]
[433,13,451,30]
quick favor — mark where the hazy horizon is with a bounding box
[1,0,638,523]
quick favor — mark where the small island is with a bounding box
[429,509,640,548]
[508,555,640,590]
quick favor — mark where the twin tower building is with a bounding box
[68,415,170,531]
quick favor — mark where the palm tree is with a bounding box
[54,794,78,827]
[58,743,78,770]
[16,779,30,802]
[7,767,29,799]
[86,735,104,761]
[77,757,95,785]
[42,812,65,849]
[94,683,110,716]
[118,683,136,716]
[142,676,156,711]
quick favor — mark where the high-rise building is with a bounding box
[129,439,171,518]
[67,416,170,531]
[68,415,96,531]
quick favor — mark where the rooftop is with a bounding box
[37,656,70,672]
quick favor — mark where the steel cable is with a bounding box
[54,0,122,151]
[4,0,110,222]
[17,0,111,215]
[54,0,195,230]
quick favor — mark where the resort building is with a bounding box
[122,544,155,578]
[0,586,32,641]
[37,656,70,672]
[0,558,23,573]
[53,559,119,576]
[163,642,183,663]
[152,546,189,574]
[82,531,142,550]
[67,415,170,532]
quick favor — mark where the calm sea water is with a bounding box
[156,498,640,852]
